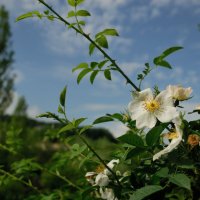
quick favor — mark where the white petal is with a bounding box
[155,106,178,123]
[153,118,183,161]
[104,159,119,175]
[85,172,96,185]
[100,188,117,200]
[155,90,173,107]
[136,112,157,129]
[85,172,96,177]
[95,173,109,187]
[129,102,146,121]
[135,88,154,101]
[153,136,182,161]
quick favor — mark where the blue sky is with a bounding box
[1,0,200,136]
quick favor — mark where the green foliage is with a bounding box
[67,0,85,7]
[59,86,67,108]
[129,185,163,200]
[153,46,183,69]
[76,10,91,17]
[93,116,114,124]
[0,6,14,114]
[118,131,144,147]
[169,174,191,190]
[146,124,167,146]
[16,11,43,21]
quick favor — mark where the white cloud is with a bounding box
[120,62,142,75]
[27,105,41,118]
[5,92,20,114]
[82,103,124,112]
[5,91,42,118]
[180,102,200,121]
[101,122,129,137]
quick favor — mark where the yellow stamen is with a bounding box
[163,131,179,139]
[144,100,160,112]
[95,164,105,173]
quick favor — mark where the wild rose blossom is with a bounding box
[85,159,119,187]
[153,117,183,161]
[187,134,200,148]
[166,85,192,101]
[128,88,178,129]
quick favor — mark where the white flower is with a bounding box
[166,85,192,101]
[95,173,110,187]
[85,159,119,187]
[153,117,183,161]
[100,188,118,200]
[85,172,96,185]
[128,88,178,129]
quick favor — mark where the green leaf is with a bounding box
[126,147,145,160]
[76,0,85,6]
[157,60,171,68]
[58,105,65,114]
[93,116,113,124]
[76,10,91,17]
[74,118,87,127]
[96,35,108,49]
[146,124,167,146]
[90,62,98,69]
[109,113,123,121]
[36,112,60,121]
[169,174,191,190]
[78,20,85,26]
[89,43,96,55]
[96,28,119,37]
[77,68,91,84]
[98,60,109,69]
[58,123,74,134]
[118,131,144,147]
[72,62,88,72]
[153,46,183,68]
[90,70,98,84]
[153,57,172,69]
[161,46,183,59]
[104,69,111,80]
[67,10,75,18]
[16,11,43,22]
[155,167,169,178]
[59,86,67,107]
[67,0,76,6]
[67,0,85,6]
[129,185,163,200]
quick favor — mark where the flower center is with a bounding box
[95,165,105,173]
[144,100,160,112]
[164,131,179,139]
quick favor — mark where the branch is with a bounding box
[37,0,140,91]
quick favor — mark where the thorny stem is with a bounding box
[78,134,122,188]
[0,168,41,194]
[37,0,140,92]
